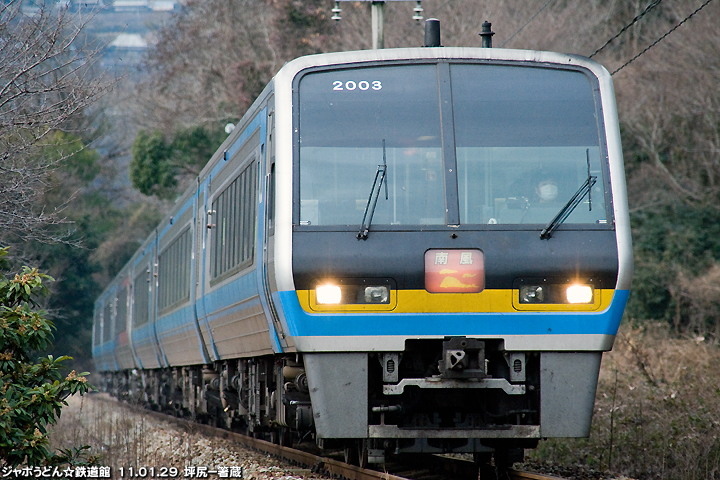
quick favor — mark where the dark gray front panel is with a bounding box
[540,352,602,437]
[304,353,368,438]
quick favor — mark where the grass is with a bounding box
[49,395,179,469]
[48,396,308,478]
[530,322,720,479]
[51,322,720,479]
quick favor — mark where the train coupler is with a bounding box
[439,336,486,379]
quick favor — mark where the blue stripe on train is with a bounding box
[278,290,629,337]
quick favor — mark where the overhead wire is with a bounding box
[431,0,453,15]
[588,0,664,59]
[427,0,554,48]
[433,0,713,76]
[499,0,554,48]
[610,0,717,75]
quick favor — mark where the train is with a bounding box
[93,31,632,474]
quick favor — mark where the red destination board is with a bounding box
[424,249,484,293]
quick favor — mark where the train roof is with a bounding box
[274,47,612,85]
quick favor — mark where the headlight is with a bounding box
[566,284,593,304]
[316,284,342,304]
[516,278,595,305]
[364,286,389,303]
[314,279,393,306]
[520,285,544,303]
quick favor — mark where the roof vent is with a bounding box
[424,18,441,47]
[479,21,494,48]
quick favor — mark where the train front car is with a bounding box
[273,48,632,463]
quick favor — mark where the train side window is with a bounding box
[93,308,102,346]
[133,268,150,327]
[102,299,112,343]
[158,227,192,312]
[211,160,257,280]
[268,162,275,232]
[115,285,128,335]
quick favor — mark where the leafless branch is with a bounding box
[0,0,114,244]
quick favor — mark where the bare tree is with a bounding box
[613,0,720,210]
[133,0,334,133]
[135,0,279,132]
[0,0,111,244]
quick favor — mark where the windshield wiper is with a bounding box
[357,140,389,240]
[540,149,597,240]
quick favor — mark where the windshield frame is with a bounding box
[292,59,614,232]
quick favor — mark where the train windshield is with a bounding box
[298,63,607,227]
[298,65,445,226]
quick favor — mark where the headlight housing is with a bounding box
[515,277,597,308]
[364,286,390,304]
[520,285,545,303]
[311,278,395,310]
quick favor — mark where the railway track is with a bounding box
[508,471,567,480]
[95,396,569,480]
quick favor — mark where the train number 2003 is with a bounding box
[332,80,382,91]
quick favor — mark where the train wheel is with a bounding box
[357,440,368,469]
[278,429,293,447]
[493,448,524,480]
[343,440,368,468]
[475,452,495,480]
[343,443,358,466]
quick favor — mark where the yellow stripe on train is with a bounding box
[297,289,615,313]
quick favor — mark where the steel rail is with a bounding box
[94,395,570,480]
[94,394,410,480]
[509,469,568,479]
[189,421,409,480]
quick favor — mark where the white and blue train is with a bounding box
[93,41,632,470]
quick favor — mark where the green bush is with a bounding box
[627,204,720,333]
[0,248,94,467]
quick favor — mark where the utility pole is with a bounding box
[371,1,385,50]
[331,0,424,50]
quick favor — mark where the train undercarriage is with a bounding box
[105,337,604,472]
